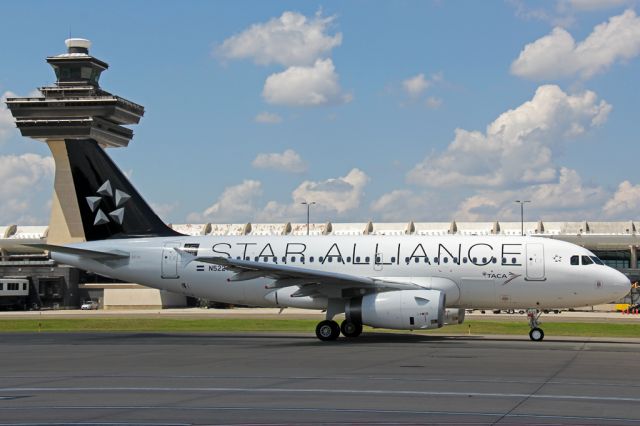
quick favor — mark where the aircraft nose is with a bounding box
[609,269,631,299]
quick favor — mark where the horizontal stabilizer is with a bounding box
[23,243,129,260]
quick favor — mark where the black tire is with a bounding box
[316,320,340,341]
[340,320,363,338]
[529,327,544,341]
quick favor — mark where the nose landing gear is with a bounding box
[527,309,544,341]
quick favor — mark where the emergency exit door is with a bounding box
[526,243,545,281]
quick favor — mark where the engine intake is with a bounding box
[346,289,445,330]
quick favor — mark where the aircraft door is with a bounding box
[526,243,545,281]
[161,243,180,279]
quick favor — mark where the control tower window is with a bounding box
[54,66,100,83]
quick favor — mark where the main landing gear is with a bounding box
[315,319,363,341]
[527,308,544,341]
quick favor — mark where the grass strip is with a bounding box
[1,318,640,337]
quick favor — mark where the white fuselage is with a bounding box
[52,235,630,310]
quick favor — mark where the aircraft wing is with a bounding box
[193,256,421,294]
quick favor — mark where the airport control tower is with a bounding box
[6,38,144,244]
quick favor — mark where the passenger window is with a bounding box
[356,256,361,262]
[347,256,352,263]
[424,257,429,263]
[310,256,314,263]
[291,256,296,262]
[512,257,517,264]
[365,257,370,262]
[434,257,439,264]
[390,257,396,263]
[23,283,26,291]
[582,255,593,265]
[282,256,286,262]
[405,257,410,263]
[472,257,477,263]
[443,257,449,264]
[414,257,419,263]
[328,257,333,263]
[492,257,497,264]
[453,257,458,264]
[502,258,507,264]
[376,256,381,263]
[482,257,487,263]
[319,257,324,262]
[571,255,579,265]
[463,257,468,263]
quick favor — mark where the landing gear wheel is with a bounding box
[529,327,544,341]
[340,320,363,338]
[316,320,340,341]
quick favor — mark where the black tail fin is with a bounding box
[66,139,181,241]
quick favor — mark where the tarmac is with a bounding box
[2,331,640,425]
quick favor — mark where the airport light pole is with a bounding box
[301,201,316,235]
[515,200,531,236]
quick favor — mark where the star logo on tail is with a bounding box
[85,180,131,226]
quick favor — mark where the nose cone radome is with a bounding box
[609,269,631,300]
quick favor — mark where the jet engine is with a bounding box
[345,289,445,330]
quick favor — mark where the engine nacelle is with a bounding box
[345,289,445,330]
[443,308,465,325]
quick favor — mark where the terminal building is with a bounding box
[0,220,639,309]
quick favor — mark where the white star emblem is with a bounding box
[86,180,130,226]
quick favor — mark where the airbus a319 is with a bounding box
[32,140,630,341]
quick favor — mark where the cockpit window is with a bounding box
[581,255,593,265]
[570,255,579,265]
[590,256,604,265]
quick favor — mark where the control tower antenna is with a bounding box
[5,38,145,244]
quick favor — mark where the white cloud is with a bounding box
[603,180,640,217]
[252,149,307,173]
[407,85,611,189]
[254,112,283,124]
[0,153,54,224]
[255,168,369,221]
[216,11,342,67]
[425,96,443,109]
[150,202,178,222]
[402,73,430,97]
[511,9,640,80]
[452,168,607,221]
[370,189,447,221]
[188,180,262,223]
[0,91,17,144]
[292,168,369,214]
[262,58,352,106]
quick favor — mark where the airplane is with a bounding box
[30,139,631,341]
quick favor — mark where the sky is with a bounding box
[1,0,640,226]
